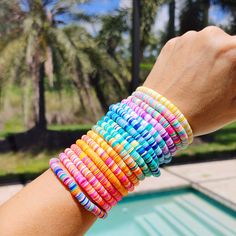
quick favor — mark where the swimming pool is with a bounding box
[86,188,236,236]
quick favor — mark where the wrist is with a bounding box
[143,80,198,137]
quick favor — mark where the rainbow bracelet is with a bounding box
[49,158,107,218]
[49,86,193,219]
[136,86,193,144]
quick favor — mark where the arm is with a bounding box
[1,26,236,235]
[0,168,96,236]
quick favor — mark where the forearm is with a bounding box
[0,168,96,236]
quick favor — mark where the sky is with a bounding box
[80,0,131,15]
[80,0,120,15]
[79,0,232,35]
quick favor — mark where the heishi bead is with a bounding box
[76,139,128,196]
[92,124,146,180]
[87,130,139,186]
[122,98,172,163]
[49,158,107,218]
[136,86,193,145]
[97,118,149,177]
[134,90,188,148]
[127,95,177,155]
[107,109,160,177]
[81,134,134,191]
[71,144,122,202]
[64,148,117,207]
[49,86,193,219]
[131,92,182,150]
[59,152,111,211]
[119,102,165,161]
[137,86,193,142]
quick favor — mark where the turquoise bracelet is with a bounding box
[107,109,160,177]
[98,117,150,176]
[49,86,193,219]
[122,98,172,164]
[92,124,146,180]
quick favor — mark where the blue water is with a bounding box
[86,188,236,236]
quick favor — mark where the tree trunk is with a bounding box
[90,73,108,113]
[131,0,141,93]
[73,63,100,120]
[37,62,47,130]
[202,0,210,27]
[31,58,47,131]
[167,0,175,40]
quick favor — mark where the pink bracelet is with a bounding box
[82,135,134,192]
[133,91,189,148]
[64,148,117,207]
[71,144,122,201]
[49,158,107,218]
[59,152,111,211]
[127,95,177,154]
[122,98,172,163]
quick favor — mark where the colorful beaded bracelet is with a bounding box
[64,148,117,207]
[49,86,193,219]
[99,116,152,178]
[127,95,177,154]
[87,130,139,186]
[49,158,107,218]
[136,86,193,144]
[122,98,172,163]
[97,118,150,177]
[132,91,186,149]
[71,144,122,201]
[107,110,160,177]
[119,102,165,162]
[59,152,111,211]
[81,134,134,191]
[76,139,128,197]
[92,124,146,180]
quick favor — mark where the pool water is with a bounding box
[86,188,236,236]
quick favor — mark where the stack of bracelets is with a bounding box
[49,86,193,219]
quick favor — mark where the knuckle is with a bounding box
[202,26,223,35]
[179,31,197,44]
[200,27,228,53]
[164,37,179,49]
[181,30,197,38]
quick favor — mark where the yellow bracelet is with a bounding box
[137,86,193,144]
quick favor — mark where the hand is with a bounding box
[144,26,236,136]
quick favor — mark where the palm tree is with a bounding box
[62,24,130,114]
[98,1,164,91]
[0,0,94,130]
[0,1,24,50]
[97,10,129,60]
[140,0,165,60]
[94,10,131,106]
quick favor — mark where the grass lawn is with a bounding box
[0,117,25,139]
[178,122,236,157]
[48,123,93,131]
[0,122,235,178]
[0,122,93,139]
[0,150,57,177]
